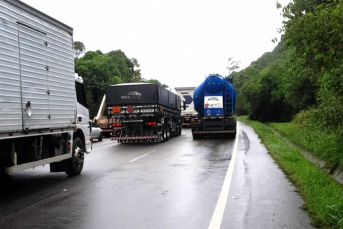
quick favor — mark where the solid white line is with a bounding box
[128,150,156,163]
[208,123,240,229]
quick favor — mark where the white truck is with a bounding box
[0,0,91,176]
[174,87,198,127]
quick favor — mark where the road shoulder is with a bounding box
[221,121,313,229]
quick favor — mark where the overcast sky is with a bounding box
[22,0,290,89]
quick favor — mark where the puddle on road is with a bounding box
[241,130,250,155]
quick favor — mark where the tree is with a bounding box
[74,41,86,58]
[141,78,168,88]
[131,58,142,82]
[227,57,241,76]
[233,42,295,121]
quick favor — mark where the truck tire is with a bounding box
[98,132,103,142]
[231,132,236,139]
[166,125,170,141]
[66,137,84,176]
[161,127,166,142]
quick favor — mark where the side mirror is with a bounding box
[89,121,92,133]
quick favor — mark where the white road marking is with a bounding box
[208,123,240,229]
[128,150,156,163]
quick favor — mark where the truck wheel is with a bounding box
[66,137,84,176]
[98,133,103,142]
[161,127,166,142]
[166,125,170,141]
[231,132,236,139]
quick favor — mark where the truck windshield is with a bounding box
[75,81,88,108]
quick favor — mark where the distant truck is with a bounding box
[93,95,116,138]
[192,74,237,139]
[106,83,183,143]
[174,87,198,127]
[0,0,91,176]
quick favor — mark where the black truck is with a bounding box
[106,83,183,143]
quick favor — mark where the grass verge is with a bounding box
[269,122,343,168]
[238,116,343,229]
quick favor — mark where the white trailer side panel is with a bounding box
[0,5,21,132]
[0,0,76,133]
[174,87,197,116]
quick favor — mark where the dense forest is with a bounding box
[73,46,167,118]
[234,0,343,136]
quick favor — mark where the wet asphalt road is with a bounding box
[0,122,313,229]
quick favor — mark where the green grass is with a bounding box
[270,122,343,168]
[238,116,343,229]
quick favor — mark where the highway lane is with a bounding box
[0,124,313,229]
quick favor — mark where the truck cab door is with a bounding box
[75,81,91,153]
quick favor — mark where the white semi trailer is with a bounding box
[174,87,198,127]
[0,0,91,176]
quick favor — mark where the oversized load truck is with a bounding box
[106,83,183,143]
[174,87,198,127]
[0,0,91,176]
[192,74,237,139]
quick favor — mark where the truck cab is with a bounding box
[174,87,198,127]
[48,74,91,176]
[75,74,92,153]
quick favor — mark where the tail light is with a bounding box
[192,118,200,124]
[112,123,121,127]
[112,106,121,113]
[146,122,157,126]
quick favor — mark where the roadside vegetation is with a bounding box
[238,116,343,229]
[270,119,343,169]
[235,0,343,132]
[233,0,343,189]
